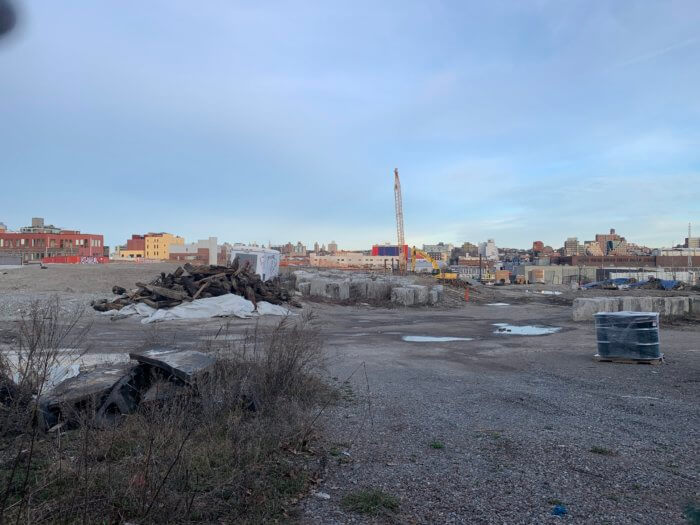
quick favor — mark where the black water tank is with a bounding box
[594,311,660,360]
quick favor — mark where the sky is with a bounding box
[1,0,699,251]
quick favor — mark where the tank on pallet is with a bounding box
[594,311,661,361]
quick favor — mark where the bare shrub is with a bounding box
[1,309,330,524]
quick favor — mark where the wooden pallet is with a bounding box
[593,354,664,365]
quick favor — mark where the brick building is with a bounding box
[0,218,104,262]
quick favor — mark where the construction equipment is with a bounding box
[411,247,458,280]
[393,168,406,272]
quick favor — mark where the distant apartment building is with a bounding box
[686,237,700,249]
[478,239,498,261]
[584,241,604,256]
[114,232,184,260]
[0,218,104,262]
[595,228,625,255]
[422,243,454,261]
[564,237,585,256]
[532,240,544,254]
[327,241,339,254]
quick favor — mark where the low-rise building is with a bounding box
[114,232,184,260]
[0,218,104,263]
[169,237,224,265]
[310,251,400,270]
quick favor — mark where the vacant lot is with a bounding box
[1,264,698,524]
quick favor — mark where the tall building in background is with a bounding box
[313,241,320,253]
[478,239,498,261]
[564,237,583,256]
[328,241,338,254]
[532,240,544,254]
[595,228,625,255]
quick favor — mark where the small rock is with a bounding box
[313,491,331,500]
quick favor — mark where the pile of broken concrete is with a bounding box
[37,348,216,431]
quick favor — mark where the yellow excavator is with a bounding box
[410,247,458,280]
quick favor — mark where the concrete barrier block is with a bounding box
[572,297,622,321]
[349,279,369,300]
[309,278,331,298]
[367,281,391,301]
[664,296,690,317]
[391,287,415,306]
[326,281,350,301]
[690,296,700,318]
[409,285,429,305]
[428,289,439,305]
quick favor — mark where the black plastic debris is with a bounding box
[594,311,661,361]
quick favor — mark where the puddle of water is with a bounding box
[486,303,510,306]
[402,336,474,343]
[493,323,560,336]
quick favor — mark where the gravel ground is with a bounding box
[0,262,180,320]
[0,265,697,523]
[299,303,699,524]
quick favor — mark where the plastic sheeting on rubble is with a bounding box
[103,294,292,323]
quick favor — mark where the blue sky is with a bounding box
[1,1,698,250]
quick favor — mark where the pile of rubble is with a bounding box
[93,261,298,313]
[38,348,217,430]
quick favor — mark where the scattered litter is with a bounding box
[551,504,568,516]
[493,323,561,336]
[486,303,510,306]
[402,336,474,342]
[313,492,331,500]
[540,291,562,295]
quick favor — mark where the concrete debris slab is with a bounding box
[38,363,135,430]
[129,348,215,384]
[391,287,415,306]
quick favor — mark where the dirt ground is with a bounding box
[0,264,698,524]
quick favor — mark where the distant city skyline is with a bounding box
[1,2,698,250]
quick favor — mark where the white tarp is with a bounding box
[103,294,292,323]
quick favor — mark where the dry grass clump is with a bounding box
[0,301,331,524]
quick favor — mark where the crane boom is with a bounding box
[394,168,406,270]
